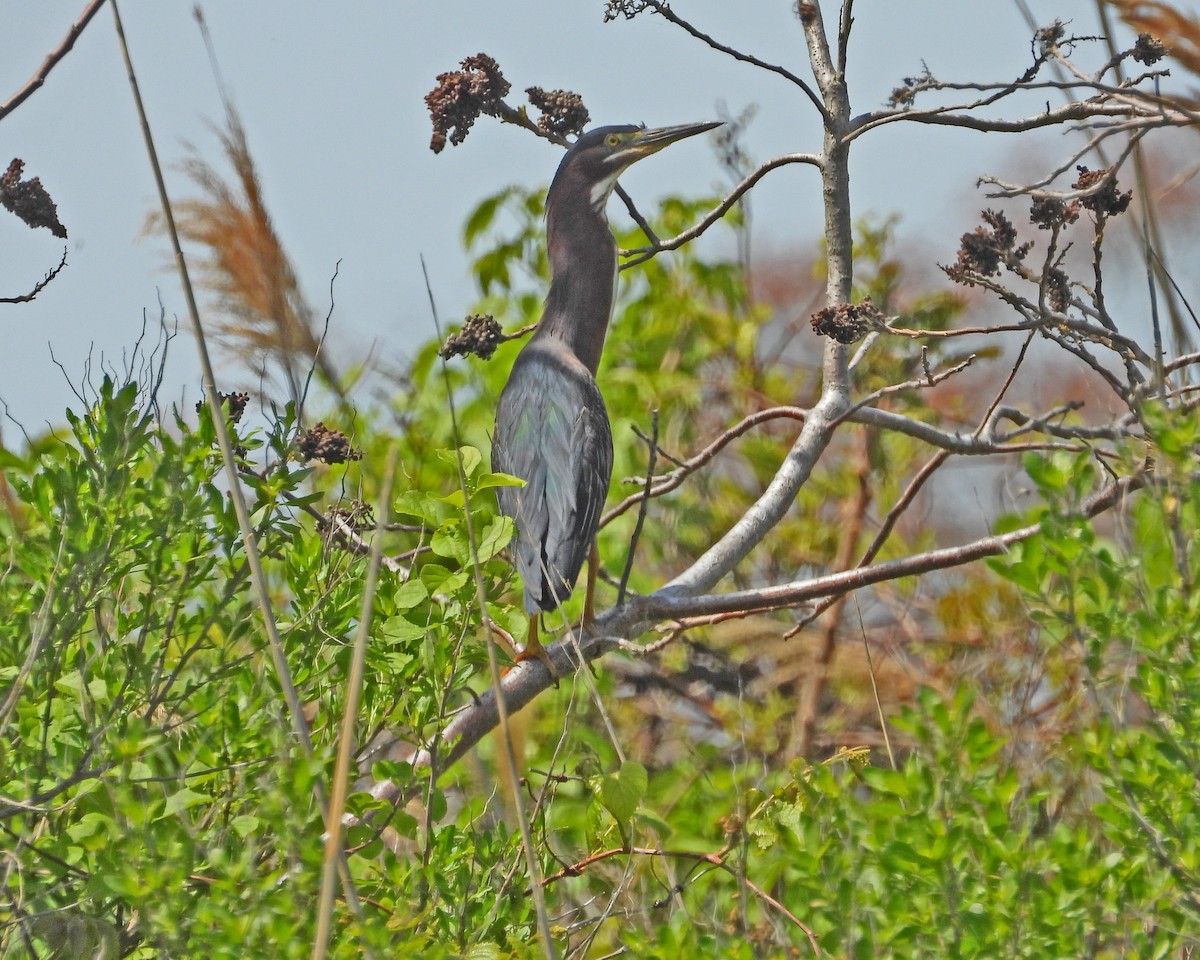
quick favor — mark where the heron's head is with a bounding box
[549,121,722,214]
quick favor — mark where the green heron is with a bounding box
[492,121,720,671]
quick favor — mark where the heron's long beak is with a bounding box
[626,120,723,159]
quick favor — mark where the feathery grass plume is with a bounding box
[152,108,340,406]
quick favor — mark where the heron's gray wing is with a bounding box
[492,344,613,613]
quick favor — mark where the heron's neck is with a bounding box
[536,197,617,377]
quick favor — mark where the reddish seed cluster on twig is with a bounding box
[1,159,66,238]
[810,298,883,344]
[439,313,504,361]
[296,423,363,465]
[887,67,936,109]
[1073,165,1133,217]
[1045,266,1072,313]
[949,210,1032,279]
[526,86,591,138]
[425,54,511,154]
[1029,196,1081,230]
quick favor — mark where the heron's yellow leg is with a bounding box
[584,542,599,629]
[514,614,558,678]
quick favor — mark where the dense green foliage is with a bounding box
[2,191,1199,959]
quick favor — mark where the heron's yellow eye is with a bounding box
[605,133,621,147]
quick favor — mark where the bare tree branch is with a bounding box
[0,248,67,304]
[618,152,823,268]
[0,0,109,122]
[601,406,809,526]
[847,406,1089,455]
[632,0,829,121]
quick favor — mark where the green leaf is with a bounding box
[746,810,780,851]
[66,812,113,847]
[0,447,29,472]
[393,490,439,522]
[463,187,513,248]
[431,522,468,563]
[421,564,470,595]
[436,445,482,478]
[381,615,426,644]
[474,471,524,490]
[392,577,429,611]
[476,515,514,563]
[600,760,648,824]
[54,670,108,704]
[161,787,208,819]
[460,445,482,477]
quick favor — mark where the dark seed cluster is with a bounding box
[1132,32,1167,65]
[526,87,590,138]
[810,298,883,344]
[1074,166,1133,217]
[1035,20,1066,46]
[888,80,920,108]
[439,313,503,361]
[1046,266,1072,313]
[425,54,511,154]
[1,159,66,238]
[297,423,363,465]
[603,0,652,22]
[1029,195,1081,231]
[196,391,250,423]
[951,210,1031,278]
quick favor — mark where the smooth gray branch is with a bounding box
[848,406,1087,454]
[664,351,849,595]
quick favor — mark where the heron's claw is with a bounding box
[514,641,559,683]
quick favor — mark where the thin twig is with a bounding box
[541,844,821,954]
[0,249,68,304]
[636,0,829,122]
[601,406,808,526]
[617,410,658,605]
[619,153,822,268]
[0,0,109,121]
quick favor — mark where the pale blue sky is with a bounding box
[0,3,1144,435]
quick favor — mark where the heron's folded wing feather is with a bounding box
[492,345,613,612]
